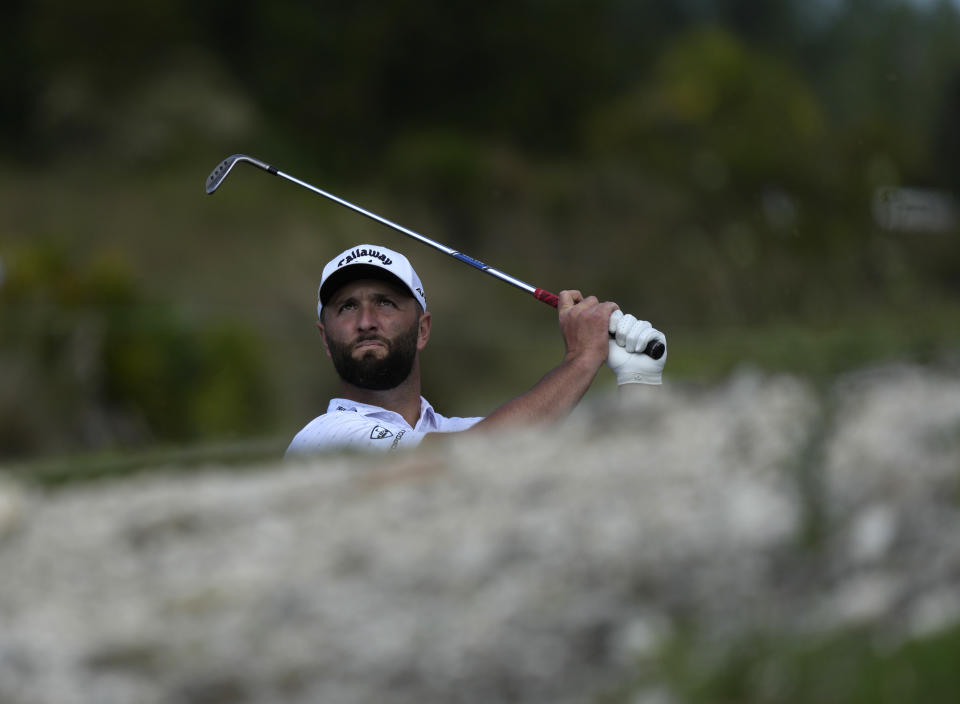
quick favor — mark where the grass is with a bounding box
[602,622,960,704]
[1,436,290,488]
[667,302,960,382]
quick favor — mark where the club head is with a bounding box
[205,154,273,194]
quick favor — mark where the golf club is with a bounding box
[206,153,665,360]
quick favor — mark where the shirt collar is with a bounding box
[327,396,440,431]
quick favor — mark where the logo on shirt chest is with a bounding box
[369,425,395,440]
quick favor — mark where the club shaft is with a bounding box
[273,169,540,297]
[206,154,665,359]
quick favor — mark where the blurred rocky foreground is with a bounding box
[1,364,959,704]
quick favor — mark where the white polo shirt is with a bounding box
[285,397,483,456]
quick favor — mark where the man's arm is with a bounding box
[463,290,618,431]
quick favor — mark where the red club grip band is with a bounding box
[534,287,665,360]
[533,288,559,308]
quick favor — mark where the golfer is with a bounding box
[285,244,666,454]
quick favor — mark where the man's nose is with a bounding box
[356,303,378,330]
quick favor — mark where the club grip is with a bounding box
[641,340,666,360]
[532,288,665,360]
[533,288,559,307]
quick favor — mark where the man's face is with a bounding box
[318,278,430,390]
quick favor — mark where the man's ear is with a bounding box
[316,321,332,358]
[417,311,432,351]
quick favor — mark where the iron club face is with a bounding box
[205,154,275,195]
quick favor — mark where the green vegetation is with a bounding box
[1,1,959,470]
[0,242,272,458]
[603,623,960,704]
[667,304,960,381]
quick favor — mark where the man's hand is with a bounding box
[558,290,620,370]
[606,310,667,385]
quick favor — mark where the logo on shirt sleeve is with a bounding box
[369,425,395,440]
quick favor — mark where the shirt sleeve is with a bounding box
[285,413,424,456]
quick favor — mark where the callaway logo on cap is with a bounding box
[317,244,427,317]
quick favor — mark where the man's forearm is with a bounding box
[431,289,614,438]
[467,353,603,432]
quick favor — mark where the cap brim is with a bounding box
[318,264,412,307]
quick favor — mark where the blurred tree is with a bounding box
[190,0,626,169]
[932,69,960,196]
[587,28,825,182]
[0,1,39,158]
[583,28,841,320]
[3,0,958,177]
[0,243,273,458]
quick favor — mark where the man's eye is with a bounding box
[378,298,396,307]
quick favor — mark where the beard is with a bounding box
[326,319,420,391]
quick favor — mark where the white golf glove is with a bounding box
[606,309,667,385]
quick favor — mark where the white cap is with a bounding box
[317,244,426,318]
